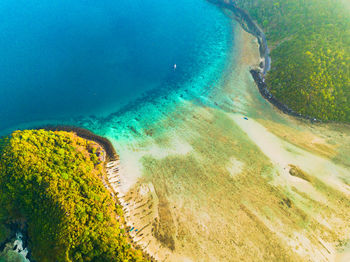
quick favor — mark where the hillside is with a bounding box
[234,0,350,122]
[0,130,145,262]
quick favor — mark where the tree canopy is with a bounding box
[235,0,350,122]
[0,130,145,262]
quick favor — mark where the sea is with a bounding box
[0,1,234,258]
[0,0,234,136]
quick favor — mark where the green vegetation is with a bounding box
[0,130,145,262]
[235,0,350,122]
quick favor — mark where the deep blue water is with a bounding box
[0,0,233,132]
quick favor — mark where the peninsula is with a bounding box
[211,0,350,122]
[0,129,147,261]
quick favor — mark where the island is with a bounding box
[0,129,147,261]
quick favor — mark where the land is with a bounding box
[1,1,349,261]
[209,0,312,120]
[230,0,350,123]
[107,24,350,261]
[0,129,146,261]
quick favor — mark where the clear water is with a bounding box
[0,0,233,134]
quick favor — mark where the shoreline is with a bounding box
[0,3,348,262]
[103,161,156,261]
[38,125,118,161]
[38,126,156,260]
[208,0,320,123]
[0,126,153,261]
[0,223,31,262]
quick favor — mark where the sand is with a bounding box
[108,25,350,261]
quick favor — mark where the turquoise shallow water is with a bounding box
[0,0,234,136]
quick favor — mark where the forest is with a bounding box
[235,0,350,122]
[0,130,145,262]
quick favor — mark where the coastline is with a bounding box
[105,20,350,261]
[0,2,349,261]
[38,126,156,261]
[0,127,152,261]
[1,23,348,262]
[207,0,270,74]
[0,224,31,262]
[208,0,320,122]
[38,125,118,161]
[102,160,156,261]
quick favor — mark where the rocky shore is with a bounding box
[0,223,31,262]
[39,125,118,161]
[208,0,318,122]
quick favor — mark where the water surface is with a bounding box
[0,0,233,132]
